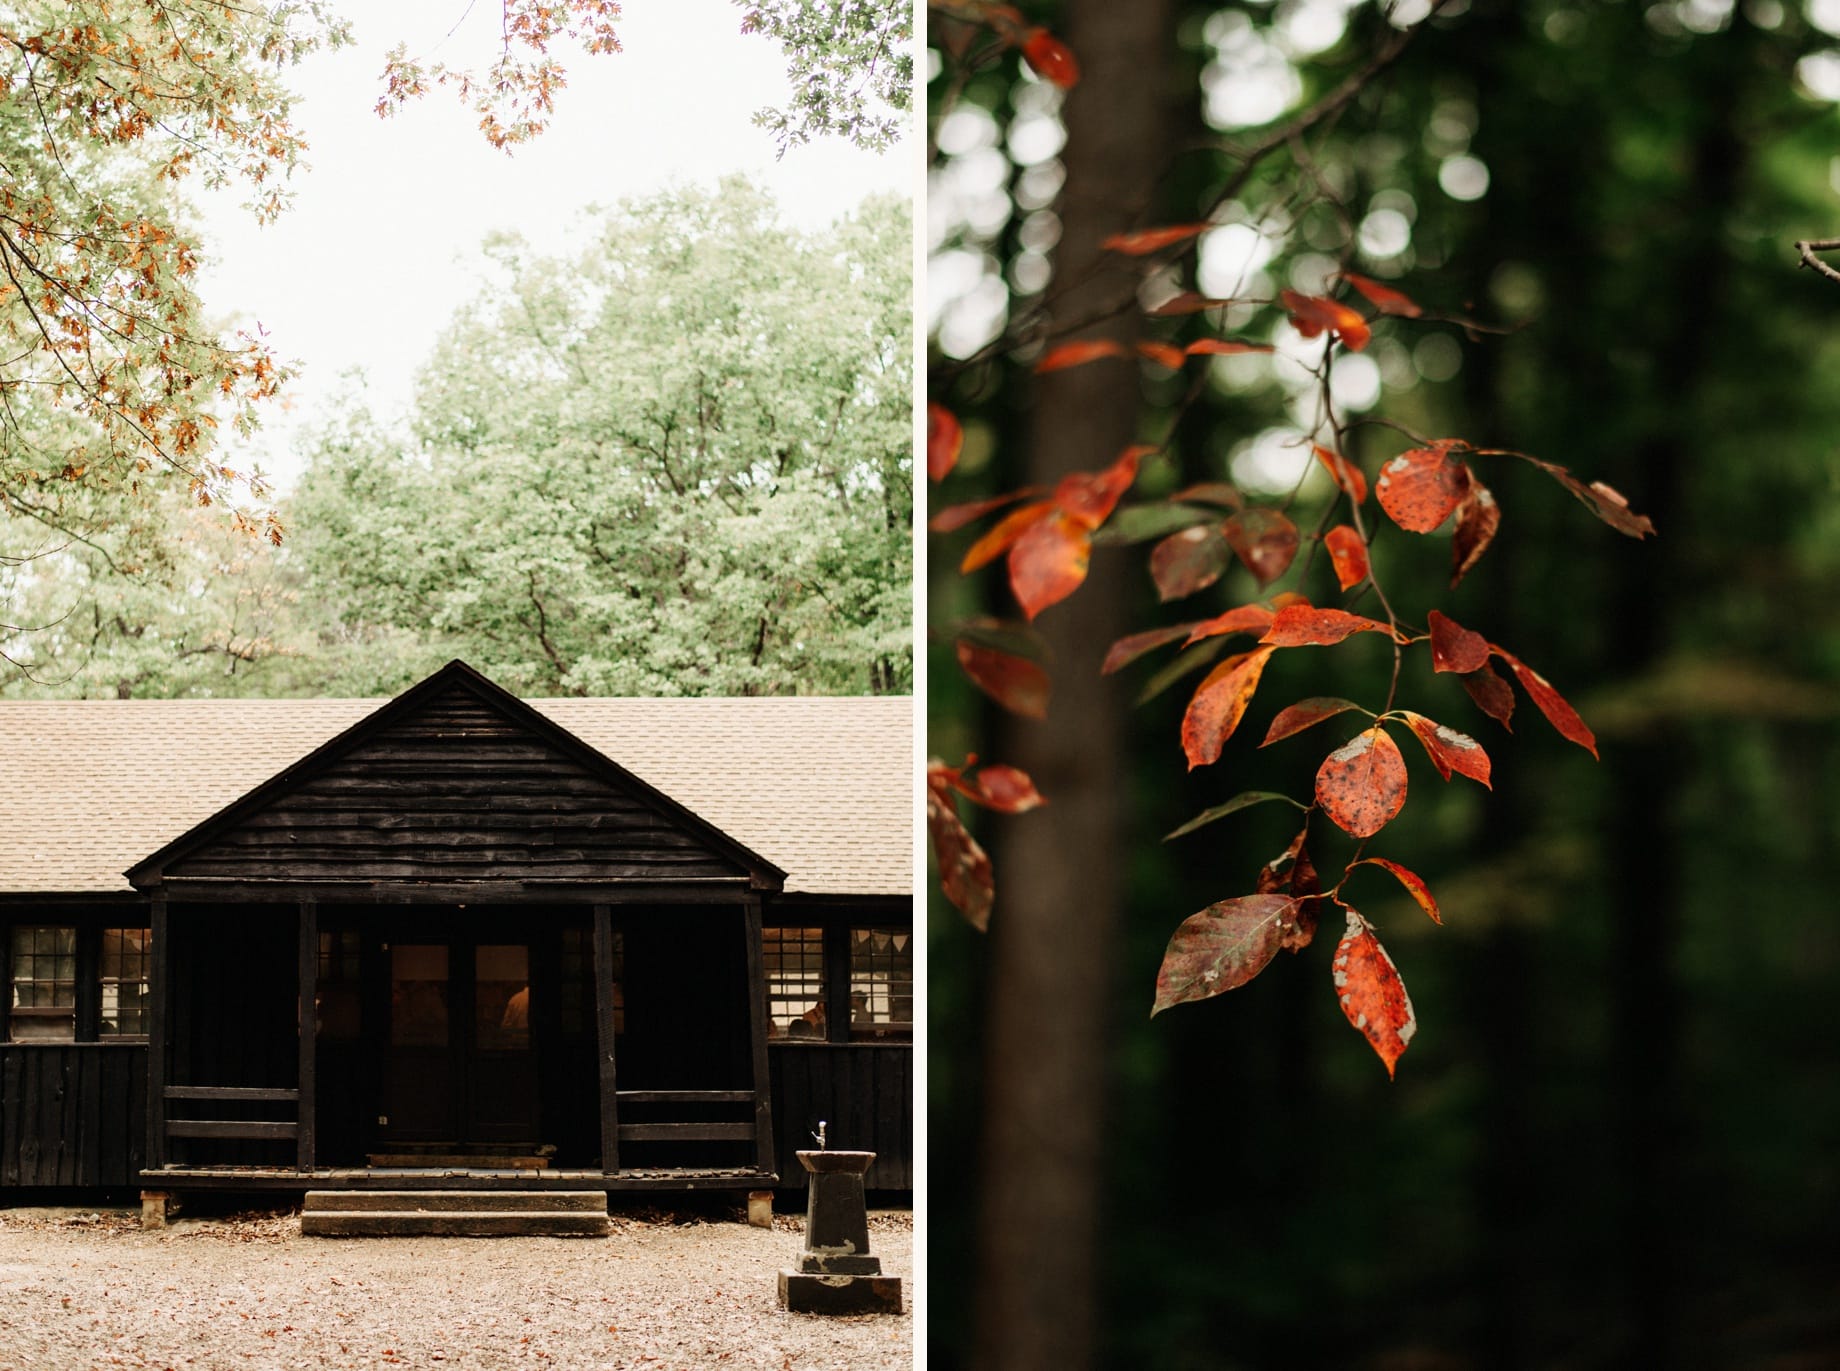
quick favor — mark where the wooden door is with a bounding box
[381,942,456,1141]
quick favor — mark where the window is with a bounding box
[316,930,361,1039]
[8,926,76,1042]
[849,928,912,1040]
[99,927,151,1039]
[764,927,826,1039]
[560,927,622,1036]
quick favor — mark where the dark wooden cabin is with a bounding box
[0,662,911,1200]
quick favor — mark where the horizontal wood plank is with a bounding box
[615,1123,757,1142]
[164,1086,299,1102]
[615,1090,754,1104]
[166,1120,299,1140]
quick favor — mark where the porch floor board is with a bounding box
[139,1166,778,1193]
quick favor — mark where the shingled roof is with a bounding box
[0,689,911,898]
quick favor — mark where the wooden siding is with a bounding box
[159,685,748,885]
[769,1044,911,1191]
[0,1046,146,1187]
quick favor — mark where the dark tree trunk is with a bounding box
[971,3,1174,1368]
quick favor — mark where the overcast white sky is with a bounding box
[192,0,907,488]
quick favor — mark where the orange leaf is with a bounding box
[1426,609,1489,674]
[1342,272,1423,318]
[1313,445,1368,503]
[926,768,993,931]
[1020,27,1079,87]
[1136,340,1186,369]
[1183,603,1276,647]
[1376,445,1469,533]
[1151,894,1297,1015]
[1150,523,1230,602]
[1223,507,1298,585]
[1035,339,1127,373]
[1494,647,1598,758]
[927,402,963,482]
[1281,289,1371,351]
[1449,470,1500,587]
[1396,711,1492,788]
[1349,858,1443,925]
[956,762,1046,813]
[1315,727,1408,838]
[1008,511,1091,620]
[1261,604,1395,647]
[1102,223,1212,255]
[1101,623,1197,675]
[1185,338,1274,357]
[956,640,1050,720]
[960,500,1053,572]
[1261,696,1365,747]
[1324,524,1369,591]
[929,488,1044,535]
[1054,446,1144,530]
[1332,909,1418,1078]
[1460,662,1516,731]
[1180,646,1276,769]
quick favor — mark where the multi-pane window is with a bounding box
[99,928,151,1039]
[317,930,362,1039]
[764,927,827,1038]
[560,927,622,1036]
[849,928,913,1040]
[8,926,77,1042]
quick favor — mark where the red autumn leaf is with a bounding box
[960,500,1054,572]
[1460,661,1516,730]
[1170,481,1242,509]
[925,769,994,931]
[1009,511,1091,620]
[1261,604,1396,647]
[1332,908,1419,1078]
[1102,223,1212,255]
[1324,524,1370,591]
[955,640,1050,720]
[1261,696,1365,747]
[1426,609,1489,674]
[1349,858,1443,925]
[1270,590,1313,611]
[1313,445,1368,503]
[1150,894,1297,1015]
[1257,826,1322,951]
[1102,622,1199,675]
[1148,293,1238,317]
[1375,445,1470,533]
[1182,602,1276,647]
[1494,647,1598,759]
[928,487,1044,534]
[1020,27,1080,87]
[1449,472,1500,587]
[1180,646,1276,769]
[1223,507,1298,585]
[1136,341,1186,370]
[1280,289,1371,351]
[1184,338,1275,358]
[1342,272,1424,318]
[1035,339,1127,373]
[1150,523,1231,601]
[1516,454,1656,538]
[956,762,1047,813]
[1396,710,1492,788]
[1315,726,1409,838]
[927,402,963,482]
[1054,446,1145,530]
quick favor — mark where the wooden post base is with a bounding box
[747,1190,773,1228]
[140,1191,172,1231]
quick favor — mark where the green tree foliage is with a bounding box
[737,0,912,153]
[291,180,910,698]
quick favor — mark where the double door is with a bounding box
[381,935,538,1145]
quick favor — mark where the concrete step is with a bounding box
[302,1209,609,1238]
[305,1189,607,1214]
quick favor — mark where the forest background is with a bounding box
[928,2,1840,1369]
[0,0,913,701]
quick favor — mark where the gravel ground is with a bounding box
[0,1206,911,1370]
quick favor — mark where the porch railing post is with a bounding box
[593,902,620,1174]
[297,897,317,1173]
[145,890,168,1173]
[744,893,777,1179]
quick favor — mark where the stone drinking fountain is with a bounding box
[777,1121,902,1314]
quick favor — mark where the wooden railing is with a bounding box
[163,1086,299,1142]
[612,1089,755,1144]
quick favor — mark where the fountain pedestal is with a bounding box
[777,1149,902,1315]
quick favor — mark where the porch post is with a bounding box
[592,903,620,1174]
[145,891,168,1172]
[297,897,317,1173]
[743,893,778,1178]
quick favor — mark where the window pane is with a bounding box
[9,927,79,1041]
[475,944,530,1051]
[849,926,913,1040]
[100,928,152,1039]
[391,944,449,1047]
[764,927,826,1039]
